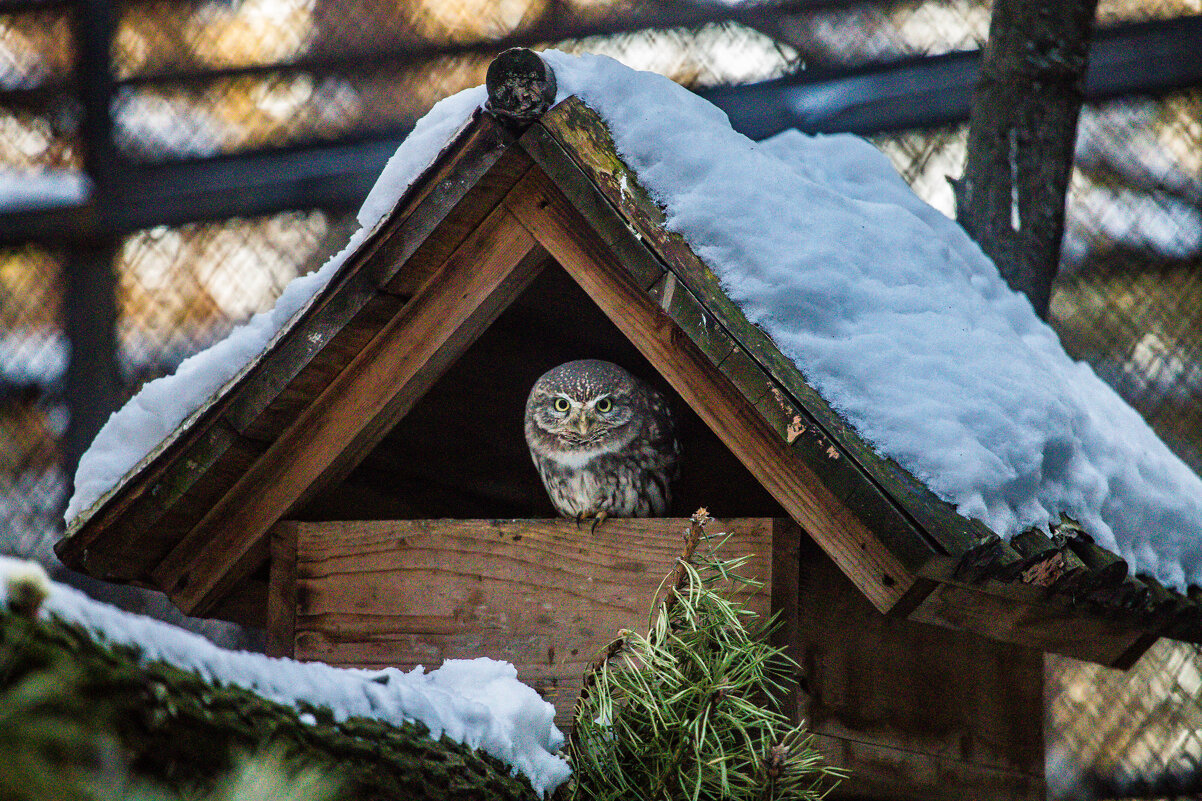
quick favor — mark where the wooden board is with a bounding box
[813,735,1044,801]
[519,97,1173,667]
[267,521,298,658]
[57,113,530,581]
[287,517,776,727]
[532,98,987,561]
[280,515,1045,798]
[792,536,1046,801]
[907,576,1151,668]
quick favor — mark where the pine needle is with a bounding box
[566,511,844,800]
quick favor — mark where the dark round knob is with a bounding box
[485,48,558,124]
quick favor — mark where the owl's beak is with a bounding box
[573,412,593,437]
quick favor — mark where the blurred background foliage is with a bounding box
[0,0,1200,798]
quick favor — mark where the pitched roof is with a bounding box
[57,49,1202,668]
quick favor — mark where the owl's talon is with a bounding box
[589,512,608,533]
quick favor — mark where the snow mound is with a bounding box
[0,556,570,795]
[542,50,1202,589]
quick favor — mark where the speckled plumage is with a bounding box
[524,359,680,521]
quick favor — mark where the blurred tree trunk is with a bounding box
[954,0,1099,319]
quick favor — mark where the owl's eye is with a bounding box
[595,397,613,413]
[553,397,571,413]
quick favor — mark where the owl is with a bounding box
[524,359,680,525]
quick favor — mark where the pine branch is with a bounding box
[565,514,843,801]
[570,508,710,751]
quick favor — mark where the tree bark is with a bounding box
[954,0,1099,319]
[0,611,540,801]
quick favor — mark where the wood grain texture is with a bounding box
[267,521,298,658]
[153,203,546,616]
[793,536,1045,800]
[813,735,1044,801]
[907,576,1152,667]
[528,96,1173,665]
[504,166,918,614]
[290,517,775,727]
[57,419,267,583]
[518,124,666,292]
[57,114,529,582]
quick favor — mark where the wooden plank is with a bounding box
[907,577,1153,667]
[290,517,774,728]
[648,269,736,366]
[375,149,536,297]
[793,536,1045,798]
[223,122,534,439]
[221,281,403,441]
[536,97,985,561]
[57,417,267,582]
[152,203,547,616]
[770,519,803,724]
[813,735,1044,801]
[518,123,665,292]
[650,268,937,574]
[266,521,298,658]
[504,166,920,614]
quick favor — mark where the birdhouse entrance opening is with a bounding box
[296,263,787,524]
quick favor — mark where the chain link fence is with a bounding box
[2,0,1202,796]
[1045,88,1202,801]
[870,83,1202,801]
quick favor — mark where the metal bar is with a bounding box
[2,16,1200,245]
[2,11,1197,113]
[63,0,121,477]
[104,0,846,88]
[0,0,833,108]
[0,134,402,244]
[0,0,72,13]
[697,15,1202,137]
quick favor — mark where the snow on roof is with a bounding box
[539,51,1202,589]
[0,557,570,795]
[67,51,1202,589]
[64,86,486,524]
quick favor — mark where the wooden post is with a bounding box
[266,521,298,658]
[63,240,121,476]
[794,535,1045,800]
[770,519,803,724]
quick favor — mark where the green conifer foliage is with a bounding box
[567,519,842,801]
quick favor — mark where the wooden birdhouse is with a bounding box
[57,49,1202,801]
